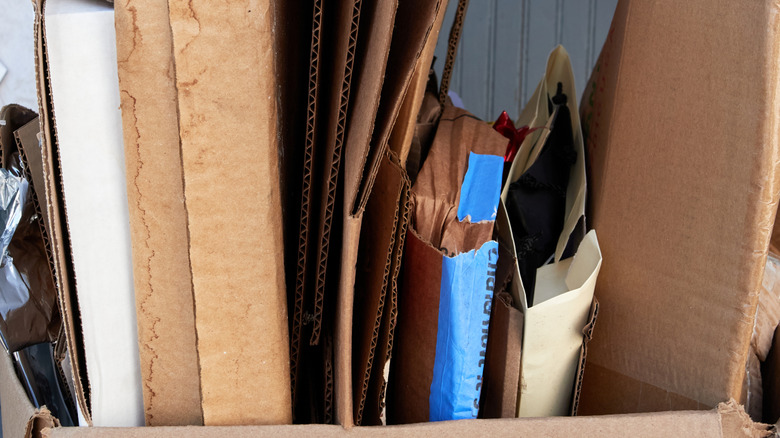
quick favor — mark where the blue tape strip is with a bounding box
[429,240,499,421]
[457,152,504,222]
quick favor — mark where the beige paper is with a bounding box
[501,45,586,263]
[495,46,602,418]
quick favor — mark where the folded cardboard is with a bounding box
[578,0,780,414]
[113,0,202,426]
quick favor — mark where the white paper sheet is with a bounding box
[44,0,143,427]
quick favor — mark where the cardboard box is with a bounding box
[7,0,780,435]
[578,0,780,414]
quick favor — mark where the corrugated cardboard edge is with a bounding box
[310,0,363,345]
[32,0,92,425]
[570,298,599,416]
[353,154,403,425]
[290,1,323,402]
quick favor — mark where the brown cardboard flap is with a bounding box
[387,229,443,424]
[167,0,291,425]
[342,0,397,215]
[386,0,449,168]
[578,362,709,415]
[411,105,507,254]
[580,0,780,412]
[353,0,444,213]
[364,170,409,426]
[114,0,202,426]
[352,153,407,425]
[0,104,37,169]
[481,292,523,419]
[309,0,362,347]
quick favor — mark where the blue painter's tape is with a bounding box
[429,240,499,421]
[457,152,504,222]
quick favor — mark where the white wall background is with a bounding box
[433,0,619,122]
[0,1,37,110]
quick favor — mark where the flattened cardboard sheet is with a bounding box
[363,169,409,426]
[333,0,397,426]
[353,0,445,213]
[387,229,442,425]
[579,0,780,412]
[292,0,360,424]
[480,292,522,419]
[386,0,448,168]
[114,0,202,426]
[167,0,291,425]
[352,153,408,426]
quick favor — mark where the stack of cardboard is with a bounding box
[2,0,780,436]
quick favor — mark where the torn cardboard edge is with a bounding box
[113,0,202,427]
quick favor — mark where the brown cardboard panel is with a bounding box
[579,0,780,412]
[342,0,397,214]
[387,229,442,424]
[578,363,709,415]
[762,326,780,424]
[41,402,772,438]
[480,292,523,419]
[386,0,448,168]
[352,154,405,425]
[34,0,91,424]
[362,165,409,426]
[114,0,201,426]
[333,0,398,426]
[353,0,444,213]
[335,214,361,427]
[310,0,362,345]
[167,0,291,425]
